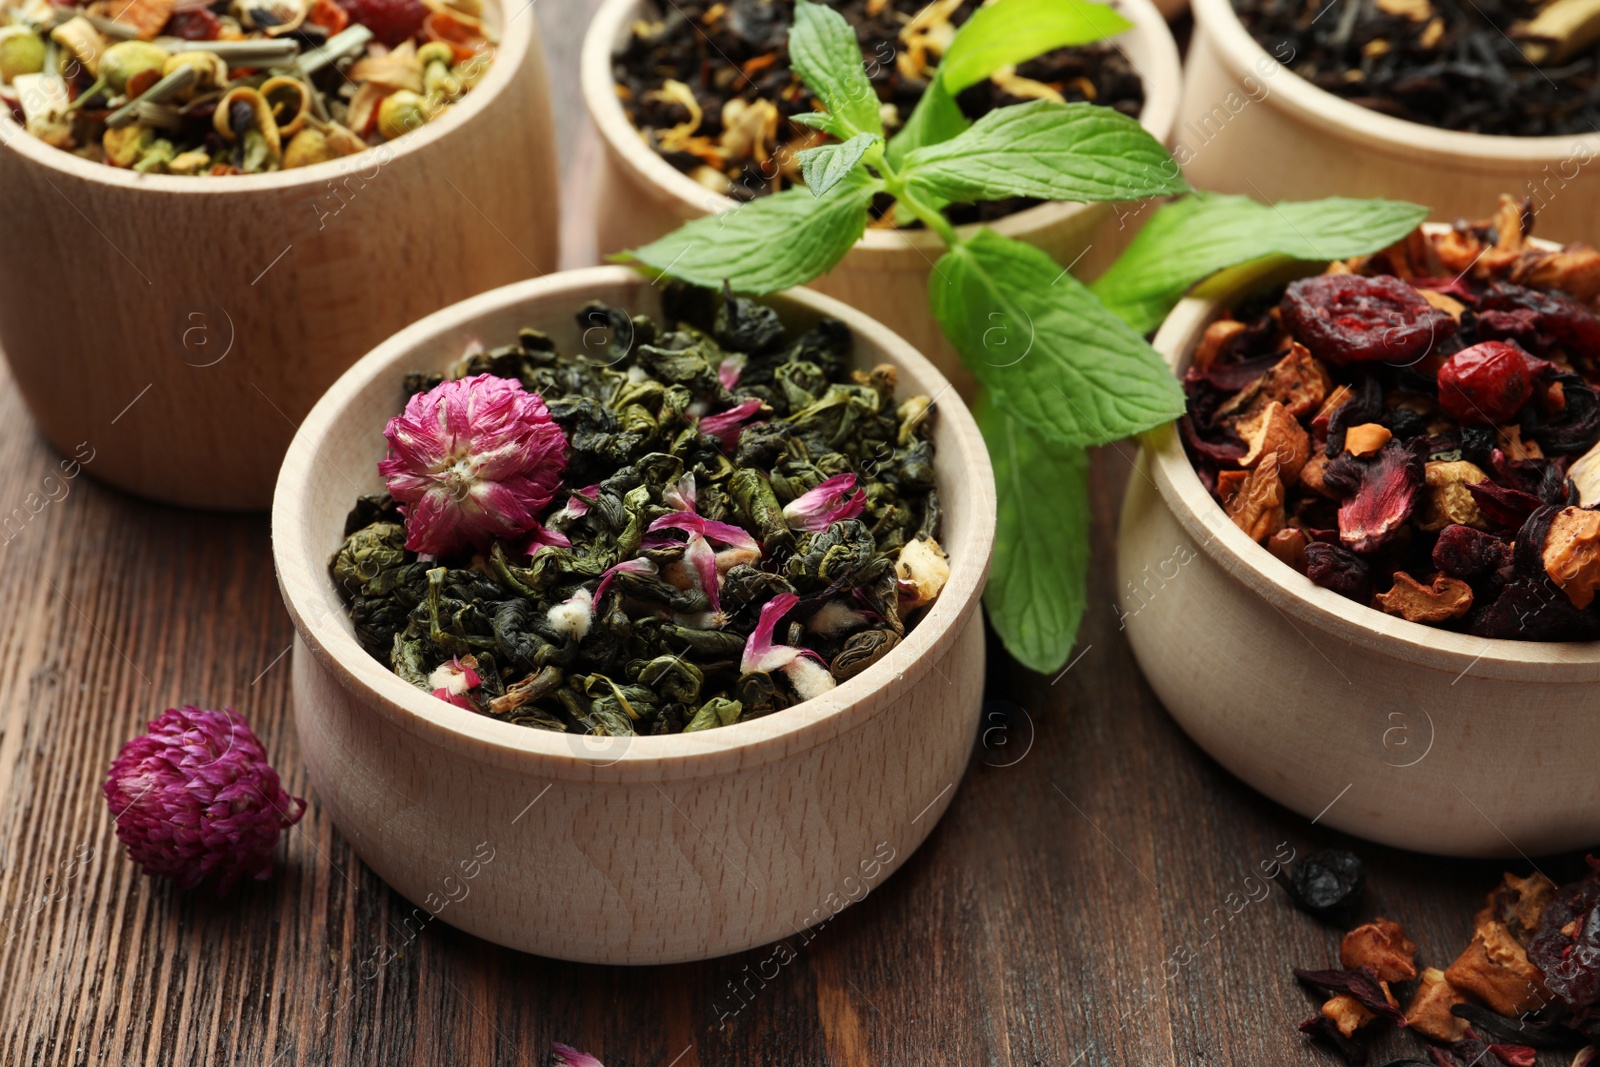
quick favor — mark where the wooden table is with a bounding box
[0,8,1586,1065]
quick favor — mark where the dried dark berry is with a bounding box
[1459,426,1496,465]
[1381,406,1428,440]
[1284,848,1366,924]
[1469,575,1600,641]
[1282,274,1456,367]
[1437,342,1533,426]
[1527,858,1600,1027]
[1432,525,1508,579]
[1304,542,1373,601]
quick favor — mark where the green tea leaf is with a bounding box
[930,228,1185,447]
[625,175,881,294]
[902,101,1187,207]
[790,0,883,138]
[938,0,1132,93]
[797,132,878,197]
[1090,193,1432,333]
[885,77,969,167]
[977,393,1091,673]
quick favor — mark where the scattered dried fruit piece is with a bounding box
[1194,318,1246,371]
[1268,527,1308,570]
[1405,967,1471,1043]
[1344,422,1392,457]
[1220,455,1286,542]
[1341,918,1419,983]
[1418,460,1490,532]
[1376,570,1474,623]
[1444,918,1552,1017]
[1540,506,1600,608]
[1239,401,1312,482]
[1281,274,1456,366]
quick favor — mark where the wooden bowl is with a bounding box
[581,0,1181,401]
[272,266,996,964]
[1116,243,1600,859]
[0,2,560,511]
[1177,0,1600,241]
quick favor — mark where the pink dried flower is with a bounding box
[549,1044,605,1067]
[103,706,305,894]
[741,592,837,700]
[594,556,658,605]
[717,353,746,390]
[520,522,572,558]
[553,484,601,522]
[379,374,569,557]
[429,655,481,709]
[644,506,762,628]
[698,399,765,452]
[783,474,866,532]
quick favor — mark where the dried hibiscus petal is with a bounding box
[1531,372,1600,456]
[1466,481,1544,530]
[1479,281,1600,354]
[1282,274,1456,367]
[1295,967,1407,1024]
[1326,441,1426,553]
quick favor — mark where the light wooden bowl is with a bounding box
[0,1,560,511]
[1117,242,1600,859]
[1178,0,1600,241]
[581,0,1181,401]
[272,265,996,964]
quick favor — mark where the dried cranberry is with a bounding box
[1304,542,1372,601]
[335,0,427,46]
[1436,341,1533,426]
[1282,274,1456,366]
[166,8,222,39]
[1433,524,1508,578]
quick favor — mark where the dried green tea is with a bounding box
[0,0,493,173]
[331,282,949,735]
[612,0,1143,223]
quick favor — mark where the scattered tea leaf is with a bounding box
[902,101,1188,207]
[1090,194,1431,333]
[930,228,1186,448]
[977,394,1091,673]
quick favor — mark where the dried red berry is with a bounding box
[1304,541,1372,601]
[166,8,222,39]
[335,0,427,46]
[1282,275,1456,366]
[1432,524,1508,579]
[1437,342,1533,426]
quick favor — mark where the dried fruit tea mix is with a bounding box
[0,0,493,173]
[332,283,949,735]
[1183,196,1600,641]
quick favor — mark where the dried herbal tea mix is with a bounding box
[331,283,948,735]
[0,0,492,173]
[1184,196,1600,641]
[1286,854,1600,1064]
[627,0,1428,674]
[613,0,1143,222]
[1234,0,1600,136]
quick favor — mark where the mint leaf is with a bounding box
[902,101,1187,207]
[625,175,881,294]
[938,0,1132,93]
[788,111,832,130]
[797,132,878,197]
[885,77,968,167]
[790,0,883,139]
[977,393,1091,673]
[1090,194,1431,333]
[930,228,1185,447]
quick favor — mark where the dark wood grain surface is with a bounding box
[0,8,1586,1066]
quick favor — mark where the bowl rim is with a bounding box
[272,265,998,780]
[1143,226,1600,680]
[1189,0,1600,164]
[0,0,531,194]
[579,0,1183,252]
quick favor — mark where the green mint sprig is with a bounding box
[622,0,1427,673]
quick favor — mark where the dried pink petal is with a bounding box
[717,353,746,390]
[741,592,837,700]
[782,473,866,532]
[429,656,480,709]
[550,1044,605,1067]
[594,557,658,605]
[647,511,761,553]
[103,706,305,894]
[519,522,572,558]
[698,398,765,452]
[378,374,569,557]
